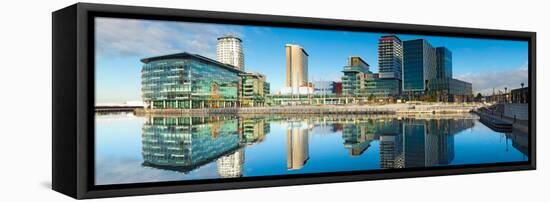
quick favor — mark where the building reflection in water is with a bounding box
[286,121,310,170]
[140,115,480,176]
[378,119,405,168]
[241,117,270,145]
[336,117,475,169]
[342,120,375,156]
[401,118,475,168]
[141,116,270,177]
[141,116,239,173]
[505,131,529,157]
[403,120,427,168]
[217,148,245,178]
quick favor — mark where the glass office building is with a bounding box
[365,77,401,99]
[241,117,270,144]
[448,78,473,102]
[342,55,401,100]
[342,56,371,96]
[342,122,375,156]
[429,78,473,102]
[427,47,472,102]
[403,39,436,97]
[141,116,241,172]
[141,52,243,109]
[436,47,452,79]
[427,47,453,101]
[241,72,269,107]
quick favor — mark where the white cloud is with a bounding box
[95,17,243,59]
[455,62,528,95]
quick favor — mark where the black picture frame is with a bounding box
[52,2,536,199]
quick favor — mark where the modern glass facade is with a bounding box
[449,78,473,102]
[403,39,436,96]
[241,117,270,144]
[427,78,449,101]
[365,78,401,99]
[436,47,453,79]
[141,52,243,109]
[342,122,375,156]
[241,72,269,107]
[341,55,403,100]
[342,56,371,96]
[141,116,241,172]
[342,70,364,96]
[419,46,472,102]
[427,47,452,101]
[425,78,472,102]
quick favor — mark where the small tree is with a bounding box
[475,93,483,101]
[368,93,375,102]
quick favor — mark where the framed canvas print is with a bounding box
[52,3,536,199]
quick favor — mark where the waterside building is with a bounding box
[141,52,243,109]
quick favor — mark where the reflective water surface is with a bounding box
[95,113,528,185]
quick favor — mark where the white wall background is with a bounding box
[0,0,547,201]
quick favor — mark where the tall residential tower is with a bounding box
[378,35,403,79]
[216,34,244,70]
[284,44,309,94]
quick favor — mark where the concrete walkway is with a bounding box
[478,110,529,134]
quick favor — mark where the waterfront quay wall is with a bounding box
[503,103,529,120]
[135,103,481,116]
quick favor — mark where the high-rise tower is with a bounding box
[378,35,403,79]
[281,44,313,94]
[403,39,436,95]
[285,44,309,94]
[216,34,244,70]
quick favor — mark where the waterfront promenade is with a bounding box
[134,103,482,116]
[475,108,529,134]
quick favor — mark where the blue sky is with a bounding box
[95,17,528,104]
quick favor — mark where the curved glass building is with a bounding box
[141,52,244,109]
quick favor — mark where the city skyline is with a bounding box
[95,17,528,104]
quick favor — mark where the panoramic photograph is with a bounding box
[94,17,529,185]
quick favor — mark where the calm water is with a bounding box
[95,113,528,185]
